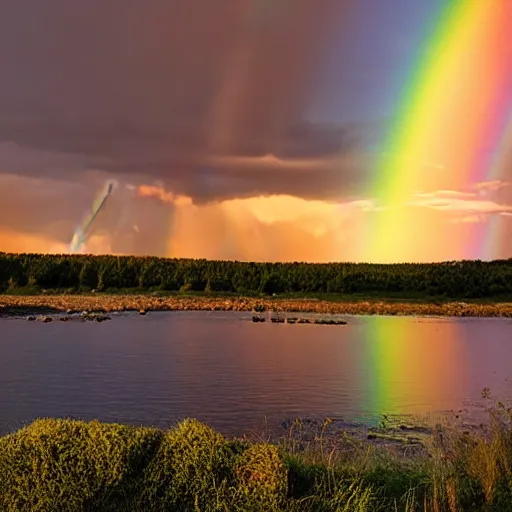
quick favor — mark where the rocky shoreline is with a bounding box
[0,294,511,318]
[275,412,487,461]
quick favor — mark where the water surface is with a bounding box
[0,312,510,436]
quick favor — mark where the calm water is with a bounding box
[0,312,511,436]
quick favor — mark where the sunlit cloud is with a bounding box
[408,181,512,221]
[132,184,378,261]
[409,195,512,215]
[451,215,486,224]
[136,184,379,223]
[413,190,476,200]
[473,180,510,193]
[136,185,175,204]
[408,198,512,215]
[1,173,510,263]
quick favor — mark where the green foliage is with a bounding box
[0,418,161,512]
[138,418,233,511]
[1,252,512,299]
[7,276,18,291]
[179,282,193,293]
[1,410,512,511]
[78,259,98,289]
[233,444,287,511]
[326,479,374,512]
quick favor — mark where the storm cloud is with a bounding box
[0,0,510,261]
[0,0,368,202]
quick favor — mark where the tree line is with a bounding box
[0,252,511,298]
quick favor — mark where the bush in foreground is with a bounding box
[234,443,287,511]
[0,418,161,511]
[138,418,234,510]
[1,402,512,511]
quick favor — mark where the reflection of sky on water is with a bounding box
[0,313,510,436]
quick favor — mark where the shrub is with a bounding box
[138,418,233,511]
[0,419,162,512]
[1,410,512,512]
[233,443,288,511]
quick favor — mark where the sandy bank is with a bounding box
[0,294,511,318]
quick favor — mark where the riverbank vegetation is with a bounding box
[1,393,511,511]
[1,252,511,300]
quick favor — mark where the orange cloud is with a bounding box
[473,180,510,193]
[409,182,512,219]
[0,229,62,254]
[1,179,510,263]
[138,187,375,262]
[409,195,512,216]
[0,228,115,255]
[137,185,175,203]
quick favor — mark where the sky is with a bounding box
[0,0,510,263]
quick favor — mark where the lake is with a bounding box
[0,312,511,436]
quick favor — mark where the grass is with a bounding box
[1,393,512,511]
[2,285,512,304]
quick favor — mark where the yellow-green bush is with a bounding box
[0,418,162,512]
[2,414,512,511]
[0,418,289,512]
[233,443,288,511]
[138,418,234,511]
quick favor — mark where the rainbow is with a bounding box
[372,0,512,263]
[359,317,466,422]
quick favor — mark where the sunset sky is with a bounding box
[0,0,510,263]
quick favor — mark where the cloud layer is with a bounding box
[1,171,510,263]
[0,1,510,261]
[0,0,372,203]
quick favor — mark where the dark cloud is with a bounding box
[1,0,511,261]
[0,0,369,202]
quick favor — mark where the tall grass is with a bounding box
[0,394,511,511]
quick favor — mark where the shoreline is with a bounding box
[1,293,511,318]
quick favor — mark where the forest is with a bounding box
[0,252,511,299]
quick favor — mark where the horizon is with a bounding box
[1,251,511,267]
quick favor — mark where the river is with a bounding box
[0,312,510,436]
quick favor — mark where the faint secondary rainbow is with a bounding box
[482,113,512,260]
[372,0,512,263]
